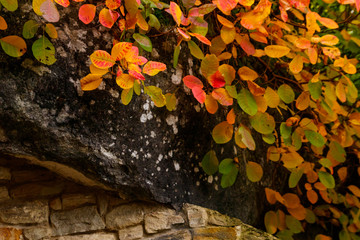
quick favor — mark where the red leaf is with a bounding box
[192,86,206,103]
[55,0,69,7]
[170,2,183,26]
[183,75,204,89]
[190,32,211,46]
[78,4,96,24]
[208,71,226,88]
[99,8,119,28]
[236,34,256,55]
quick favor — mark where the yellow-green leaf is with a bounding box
[250,112,275,134]
[212,121,233,144]
[202,150,219,175]
[278,84,295,104]
[237,88,258,116]
[246,161,263,182]
[188,40,204,59]
[318,171,335,189]
[121,88,133,105]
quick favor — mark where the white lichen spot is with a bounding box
[194,167,199,173]
[158,154,163,162]
[92,29,101,38]
[174,161,180,171]
[146,140,149,145]
[196,181,200,186]
[131,151,139,159]
[98,81,106,90]
[109,88,119,98]
[215,176,219,181]
[143,102,150,111]
[188,58,194,75]
[109,143,115,147]
[166,115,179,134]
[157,167,161,171]
[215,184,219,191]
[100,146,123,164]
[90,100,95,105]
[166,168,169,172]
[208,175,213,184]
[150,131,156,138]
[146,153,152,158]
[168,150,173,157]
[145,179,153,185]
[140,114,147,123]
[171,66,183,85]
[147,112,153,120]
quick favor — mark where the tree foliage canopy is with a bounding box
[1,0,360,238]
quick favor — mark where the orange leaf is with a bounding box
[277,210,287,231]
[337,167,347,182]
[306,170,318,183]
[99,8,119,28]
[80,74,103,91]
[238,66,258,81]
[90,64,109,75]
[319,190,332,203]
[317,17,339,29]
[281,151,304,168]
[236,34,256,55]
[205,94,218,114]
[220,26,236,44]
[170,2,182,26]
[307,189,318,204]
[226,108,236,124]
[240,0,271,29]
[314,182,327,191]
[264,211,278,234]
[111,42,133,61]
[265,188,277,204]
[248,81,265,96]
[212,88,233,106]
[238,125,256,151]
[239,0,254,6]
[116,74,135,89]
[264,87,280,108]
[78,5,96,25]
[214,0,238,15]
[348,185,360,197]
[143,61,166,76]
[254,95,268,113]
[217,15,234,28]
[322,47,341,59]
[90,50,115,69]
[283,193,301,209]
[289,54,303,74]
[183,75,204,89]
[190,32,211,46]
[264,45,290,58]
[296,91,310,110]
[288,205,307,220]
[212,121,233,144]
[106,0,121,9]
[319,35,339,46]
[192,86,206,103]
[0,16,7,30]
[55,0,69,7]
[295,37,311,49]
[250,32,268,44]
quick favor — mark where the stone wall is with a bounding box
[0,156,276,240]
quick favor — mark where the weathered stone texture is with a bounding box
[52,233,117,240]
[144,230,192,240]
[50,197,62,210]
[118,225,144,240]
[50,206,105,235]
[0,186,9,201]
[207,209,242,227]
[23,227,53,240]
[0,200,48,224]
[61,193,96,209]
[184,204,208,228]
[193,226,237,240]
[144,208,184,233]
[12,169,54,183]
[106,203,144,229]
[0,228,22,240]
[0,166,11,181]
[10,182,64,198]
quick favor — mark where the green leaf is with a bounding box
[32,36,56,65]
[292,130,302,151]
[225,85,237,98]
[289,168,303,188]
[190,17,208,36]
[237,88,257,116]
[0,0,17,11]
[262,133,275,144]
[304,130,326,147]
[212,121,233,144]
[318,171,335,189]
[200,54,218,79]
[121,88,133,105]
[250,112,275,135]
[280,122,292,139]
[201,150,219,175]
[246,161,263,182]
[285,215,303,234]
[328,141,346,163]
[221,166,238,188]
[0,35,26,57]
[145,86,166,107]
[339,230,351,240]
[276,230,294,240]
[148,14,160,30]
[278,84,295,104]
[219,158,235,174]
[133,33,152,52]
[305,209,316,224]
[187,40,204,59]
[308,80,322,100]
[165,93,176,111]
[173,44,180,68]
[22,20,39,39]
[133,79,141,95]
[319,158,332,171]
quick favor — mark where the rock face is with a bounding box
[0,3,284,226]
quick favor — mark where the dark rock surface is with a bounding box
[0,3,285,226]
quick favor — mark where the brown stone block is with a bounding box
[50,206,105,236]
[0,186,10,201]
[0,200,49,224]
[23,227,53,240]
[184,204,208,228]
[0,167,11,181]
[51,233,117,240]
[118,225,144,240]
[144,230,192,240]
[61,193,96,209]
[144,208,184,233]
[106,203,145,229]
[10,182,64,199]
[12,169,55,183]
[193,227,237,240]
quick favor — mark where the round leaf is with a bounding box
[78,4,96,24]
[264,211,278,234]
[221,166,238,188]
[304,130,326,147]
[212,121,233,144]
[278,84,295,104]
[264,45,290,58]
[201,150,219,175]
[249,112,275,134]
[237,88,257,116]
[318,171,335,189]
[246,161,263,182]
[90,50,115,69]
[121,88,133,105]
[32,37,56,64]
[133,33,152,52]
[80,74,103,91]
[0,0,18,11]
[0,35,27,57]
[219,158,236,174]
[187,40,204,59]
[22,20,39,39]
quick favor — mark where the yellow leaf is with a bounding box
[116,74,135,89]
[220,26,236,44]
[80,74,103,91]
[289,54,303,74]
[264,87,280,108]
[246,161,263,182]
[254,95,268,112]
[264,211,278,234]
[170,1,182,26]
[319,35,339,46]
[212,121,233,144]
[217,14,234,28]
[264,45,290,58]
[281,151,304,168]
[238,66,258,81]
[89,64,109,75]
[307,47,318,65]
[296,91,310,110]
[318,17,339,29]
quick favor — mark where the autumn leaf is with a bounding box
[264,45,290,58]
[90,50,115,69]
[212,121,233,144]
[143,61,166,76]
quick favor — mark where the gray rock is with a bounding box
[50,206,105,235]
[0,200,48,224]
[144,208,184,233]
[184,204,208,228]
[23,227,53,240]
[106,203,144,229]
[118,225,144,240]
